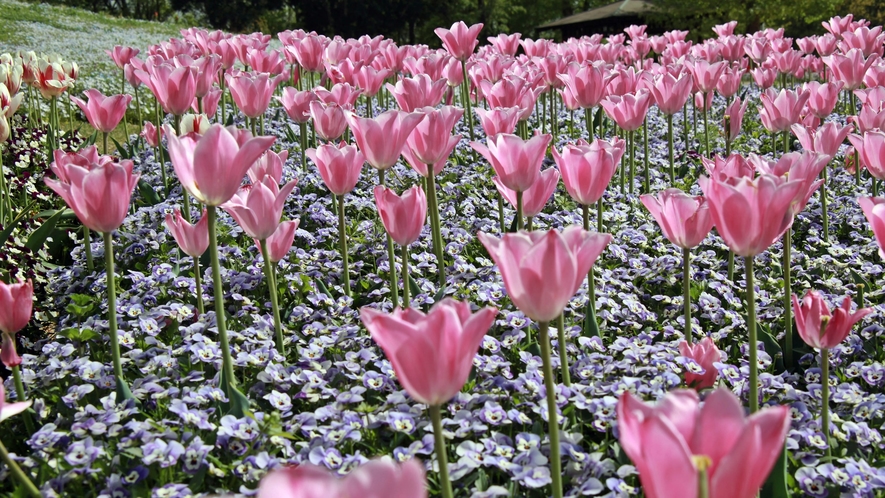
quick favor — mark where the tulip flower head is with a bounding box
[640,189,714,249]
[307,142,365,196]
[471,133,552,193]
[223,176,298,241]
[257,458,427,498]
[165,208,209,258]
[71,89,132,134]
[254,219,299,263]
[678,337,721,390]
[0,383,31,424]
[373,185,427,247]
[792,290,872,350]
[0,279,32,336]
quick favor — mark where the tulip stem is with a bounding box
[0,148,8,225]
[337,194,351,297]
[120,70,130,144]
[379,170,400,309]
[103,131,109,156]
[497,193,506,233]
[684,247,692,345]
[682,102,689,153]
[667,113,674,183]
[642,117,649,193]
[0,439,40,498]
[207,206,236,396]
[702,93,710,158]
[697,464,710,498]
[597,197,603,233]
[12,365,34,433]
[516,190,524,231]
[628,129,635,194]
[427,168,446,289]
[401,244,411,307]
[821,347,832,457]
[156,106,169,196]
[585,107,594,141]
[84,227,94,272]
[193,255,204,315]
[461,61,474,142]
[783,227,793,370]
[538,320,563,498]
[134,88,143,149]
[526,216,533,231]
[299,122,308,171]
[746,256,758,412]
[783,131,789,156]
[727,251,734,282]
[429,404,454,498]
[260,239,285,356]
[220,69,227,125]
[103,232,129,398]
[556,314,571,387]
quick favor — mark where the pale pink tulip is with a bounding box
[553,138,623,206]
[474,107,520,137]
[804,81,844,119]
[45,159,139,234]
[309,101,349,142]
[347,110,425,170]
[759,87,810,133]
[648,72,693,116]
[600,90,652,132]
[248,149,288,184]
[256,220,299,263]
[0,383,31,423]
[165,208,209,258]
[859,196,885,258]
[471,133,551,193]
[406,106,462,166]
[307,142,365,195]
[678,337,721,390]
[0,279,32,336]
[226,71,286,119]
[223,176,298,241]
[640,189,714,249]
[848,131,885,179]
[494,167,560,218]
[793,290,872,350]
[386,74,448,112]
[435,21,484,61]
[257,458,427,498]
[279,88,316,124]
[373,185,427,247]
[71,89,132,134]
[792,122,852,160]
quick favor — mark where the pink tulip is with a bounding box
[686,59,727,94]
[553,138,623,206]
[179,113,210,136]
[678,337,721,390]
[373,185,427,247]
[558,62,611,110]
[361,298,496,406]
[694,91,714,112]
[406,106,462,166]
[248,149,288,184]
[759,87,810,133]
[279,88,316,124]
[750,151,830,213]
[223,176,298,241]
[71,89,132,134]
[347,110,425,170]
[50,146,112,179]
[257,459,427,498]
[716,64,743,99]
[354,65,391,98]
[824,48,879,90]
[648,72,693,116]
[640,189,714,249]
[804,81,844,119]
[309,101,349,142]
[750,66,778,89]
[165,208,209,258]
[474,106,520,137]
[699,173,804,257]
[617,388,790,498]
[195,87,221,117]
[0,279,32,336]
[226,71,285,119]
[307,142,364,195]
[859,196,885,258]
[386,74,448,112]
[106,46,140,69]
[478,227,612,322]
[315,83,363,110]
[494,167,560,218]
[0,383,31,423]
[435,21,484,61]
[723,96,748,142]
[849,105,885,134]
[700,154,754,182]
[480,76,529,110]
[165,123,275,206]
[141,121,161,148]
[45,159,139,234]
[600,90,652,132]
[793,290,872,350]
[488,33,522,56]
[287,34,325,73]
[848,131,885,179]
[471,133,551,193]
[1,333,21,368]
[256,219,299,263]
[246,48,285,75]
[135,64,197,116]
[193,56,222,98]
[792,122,852,160]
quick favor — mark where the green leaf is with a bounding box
[227,384,251,418]
[115,375,135,401]
[848,269,871,291]
[111,137,132,159]
[760,442,790,498]
[508,214,518,233]
[59,328,97,342]
[408,273,421,299]
[315,278,331,297]
[583,299,599,337]
[432,284,447,304]
[78,131,98,149]
[25,208,66,251]
[137,178,162,206]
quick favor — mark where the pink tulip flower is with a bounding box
[373,185,427,247]
[558,62,611,110]
[257,458,427,498]
[804,81,844,119]
[164,123,275,206]
[792,122,852,160]
[287,34,325,73]
[386,74,448,112]
[488,33,522,56]
[435,21,484,61]
[226,71,285,119]
[700,154,754,182]
[223,176,298,241]
[0,383,31,423]
[142,121,161,148]
[165,208,209,258]
[648,72,693,116]
[848,131,885,179]
[698,173,804,257]
[256,219,299,263]
[474,106,521,137]
[309,101,349,142]
[686,59,727,94]
[361,298,496,406]
[315,83,363,110]
[347,110,425,170]
[617,388,790,498]
[50,146,112,178]
[471,133,552,193]
[678,337,721,390]
[106,46,140,69]
[193,55,222,98]
[640,189,714,249]
[135,64,197,116]
[823,48,879,91]
[45,159,139,234]
[0,279,32,336]
[406,106,463,166]
[849,105,885,134]
[307,142,365,195]
[478,227,612,322]
[248,149,288,184]
[859,196,885,258]
[750,66,778,89]
[494,167,560,218]
[354,65,392,98]
[723,96,748,142]
[1,333,21,368]
[715,64,743,99]
[793,290,872,350]
[759,87,810,133]
[553,138,623,206]
[750,151,830,213]
[71,89,132,134]
[600,90,652,132]
[279,88,316,124]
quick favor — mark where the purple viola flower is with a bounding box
[65,437,104,467]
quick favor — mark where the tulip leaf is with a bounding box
[25,208,66,251]
[314,278,331,297]
[848,269,872,292]
[227,384,251,418]
[137,178,162,206]
[115,375,135,401]
[760,442,790,498]
[583,300,599,337]
[110,137,133,159]
[508,214,518,233]
[408,273,420,299]
[756,320,785,373]
[432,284,447,304]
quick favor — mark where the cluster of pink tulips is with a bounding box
[3,7,885,497]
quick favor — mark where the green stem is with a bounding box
[821,347,831,457]
[337,194,350,297]
[0,439,40,497]
[402,244,411,307]
[103,233,123,381]
[208,206,236,396]
[299,121,308,170]
[643,117,649,193]
[727,250,734,282]
[134,87,143,148]
[667,113,674,183]
[783,131,789,156]
[221,69,227,125]
[516,190,524,231]
[12,365,34,433]
[120,70,129,144]
[629,129,635,194]
[538,321,563,498]
[597,197,603,233]
[428,169,446,289]
[0,147,8,225]
[429,405,454,498]
[683,102,689,152]
[84,227,94,272]
[747,256,758,412]
[379,170,399,308]
[585,107,594,141]
[461,61,474,142]
[103,131,109,156]
[783,227,792,370]
[556,313,571,387]
[260,239,285,356]
[703,94,710,158]
[684,247,692,345]
[497,193,506,233]
[698,465,710,498]
[193,256,204,315]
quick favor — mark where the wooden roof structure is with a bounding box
[538,0,656,37]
